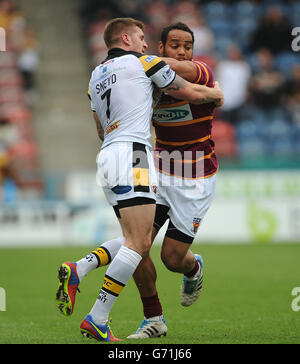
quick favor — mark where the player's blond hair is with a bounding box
[103,18,145,49]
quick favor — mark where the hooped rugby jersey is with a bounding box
[152,60,218,179]
[88,48,176,149]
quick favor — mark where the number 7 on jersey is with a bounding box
[101,88,111,120]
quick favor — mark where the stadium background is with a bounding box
[0,0,299,246]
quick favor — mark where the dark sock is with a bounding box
[185,258,200,278]
[141,293,163,319]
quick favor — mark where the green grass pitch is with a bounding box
[0,243,300,344]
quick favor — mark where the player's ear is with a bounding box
[121,32,131,46]
[158,41,164,56]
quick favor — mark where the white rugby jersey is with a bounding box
[88,48,176,149]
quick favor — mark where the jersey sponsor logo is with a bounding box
[145,55,157,63]
[111,185,132,195]
[103,59,114,66]
[192,217,201,234]
[161,67,174,81]
[105,120,120,134]
[151,185,158,194]
[153,109,190,122]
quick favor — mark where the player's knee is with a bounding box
[141,235,152,257]
[131,235,152,258]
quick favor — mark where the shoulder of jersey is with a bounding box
[137,54,166,77]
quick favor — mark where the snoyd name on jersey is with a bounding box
[96,73,117,94]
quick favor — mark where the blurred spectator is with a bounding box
[284,64,300,125]
[249,48,286,109]
[0,0,22,31]
[17,26,39,103]
[0,0,39,103]
[0,0,26,51]
[172,2,215,57]
[249,5,293,55]
[114,0,144,19]
[215,44,251,124]
[0,119,24,200]
[145,0,170,48]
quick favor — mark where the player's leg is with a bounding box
[162,174,216,306]
[81,200,155,340]
[127,204,169,339]
[160,230,196,274]
[56,237,124,316]
[81,141,158,341]
[73,205,125,281]
[132,227,158,297]
[160,226,203,307]
[133,204,169,297]
[56,203,124,316]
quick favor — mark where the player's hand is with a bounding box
[213,81,224,107]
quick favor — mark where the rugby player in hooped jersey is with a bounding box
[55,18,224,342]
[127,22,222,339]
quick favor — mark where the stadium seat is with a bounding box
[0,86,25,105]
[238,138,265,158]
[233,1,258,18]
[203,1,230,20]
[209,19,234,37]
[292,124,300,157]
[212,119,237,157]
[8,140,39,170]
[268,137,294,157]
[0,70,23,87]
[0,52,17,69]
[235,17,257,39]
[291,2,300,25]
[2,105,31,121]
[275,52,299,79]
[214,36,234,55]
[267,118,292,139]
[236,119,261,139]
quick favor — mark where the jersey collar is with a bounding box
[102,48,142,63]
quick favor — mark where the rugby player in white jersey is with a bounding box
[55,18,223,341]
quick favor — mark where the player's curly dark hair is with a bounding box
[160,22,195,46]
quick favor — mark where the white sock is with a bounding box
[76,236,124,281]
[89,245,142,325]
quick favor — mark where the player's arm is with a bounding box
[161,58,223,106]
[93,111,104,141]
[145,55,223,106]
[87,82,104,141]
[163,75,224,106]
[160,57,197,83]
